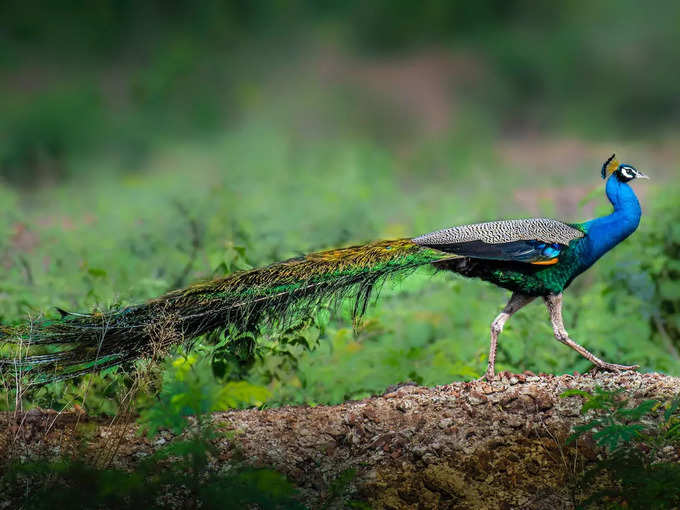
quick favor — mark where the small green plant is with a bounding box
[563,387,658,450]
[563,387,680,509]
[138,351,270,436]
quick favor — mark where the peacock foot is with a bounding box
[589,361,640,373]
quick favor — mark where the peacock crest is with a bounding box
[601,153,620,179]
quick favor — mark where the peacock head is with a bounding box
[601,154,649,182]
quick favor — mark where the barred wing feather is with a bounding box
[412,218,585,264]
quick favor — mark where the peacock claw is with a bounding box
[589,362,640,374]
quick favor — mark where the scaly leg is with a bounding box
[544,293,639,372]
[486,293,536,381]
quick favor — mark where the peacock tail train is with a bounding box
[0,239,454,384]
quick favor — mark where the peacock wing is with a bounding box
[412,218,585,265]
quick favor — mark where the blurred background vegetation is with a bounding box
[0,0,679,415]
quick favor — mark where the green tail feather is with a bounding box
[1,239,453,383]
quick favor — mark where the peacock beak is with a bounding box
[635,171,650,179]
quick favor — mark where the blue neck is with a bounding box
[580,176,641,266]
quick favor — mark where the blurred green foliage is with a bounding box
[0,87,103,185]
[1,1,680,184]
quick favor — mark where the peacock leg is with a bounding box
[485,293,536,381]
[544,293,639,372]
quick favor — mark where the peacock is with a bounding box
[1,154,647,384]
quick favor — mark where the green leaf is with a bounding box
[217,381,271,409]
[87,267,107,278]
[560,388,592,398]
[617,399,658,420]
[665,396,680,422]
[592,423,645,450]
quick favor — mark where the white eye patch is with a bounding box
[620,166,635,179]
